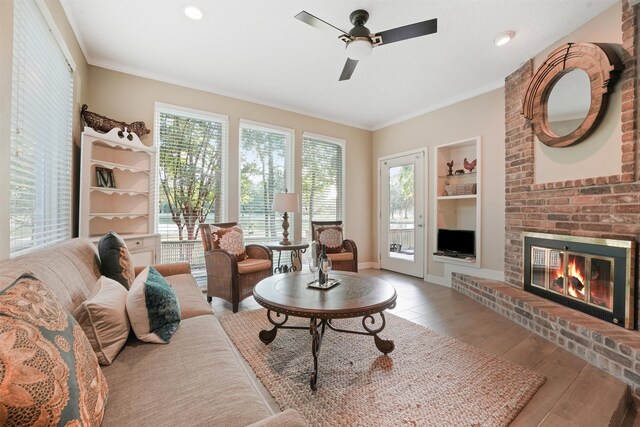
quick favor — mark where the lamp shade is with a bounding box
[273,193,299,213]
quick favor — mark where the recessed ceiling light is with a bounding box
[494,30,515,47]
[184,5,203,20]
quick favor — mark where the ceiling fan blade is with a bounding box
[295,11,349,40]
[339,58,358,81]
[373,18,437,46]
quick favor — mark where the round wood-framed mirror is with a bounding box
[522,42,623,148]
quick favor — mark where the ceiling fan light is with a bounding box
[494,30,515,47]
[346,39,372,60]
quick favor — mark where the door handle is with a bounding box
[417,224,424,228]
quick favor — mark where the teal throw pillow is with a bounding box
[126,266,181,343]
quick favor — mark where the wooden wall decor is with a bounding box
[521,42,623,148]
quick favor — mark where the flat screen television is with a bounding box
[436,229,476,258]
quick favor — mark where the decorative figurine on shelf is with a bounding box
[446,160,454,176]
[455,169,465,175]
[464,158,477,173]
[81,104,150,140]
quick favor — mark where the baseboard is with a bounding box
[425,274,447,287]
[442,265,504,286]
[359,262,379,270]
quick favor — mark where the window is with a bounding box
[301,133,344,240]
[155,104,228,244]
[10,0,74,257]
[239,121,294,244]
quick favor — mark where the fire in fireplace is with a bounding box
[524,232,636,329]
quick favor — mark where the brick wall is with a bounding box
[504,1,639,294]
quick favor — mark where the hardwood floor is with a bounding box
[210,268,631,426]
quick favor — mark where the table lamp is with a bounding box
[273,192,299,245]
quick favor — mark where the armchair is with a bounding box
[311,220,358,272]
[200,222,273,312]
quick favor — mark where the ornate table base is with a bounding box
[258,309,395,391]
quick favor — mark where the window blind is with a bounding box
[301,134,344,240]
[155,105,228,243]
[239,122,293,244]
[10,0,73,257]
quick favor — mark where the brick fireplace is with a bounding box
[454,0,640,399]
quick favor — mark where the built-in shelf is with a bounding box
[433,137,481,268]
[90,186,148,196]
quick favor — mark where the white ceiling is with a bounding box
[60,0,618,130]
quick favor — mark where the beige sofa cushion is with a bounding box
[74,276,130,365]
[164,273,212,319]
[101,314,274,427]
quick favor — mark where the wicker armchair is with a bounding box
[311,220,358,272]
[200,222,273,312]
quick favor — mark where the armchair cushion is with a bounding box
[328,252,354,262]
[211,225,249,262]
[238,258,272,275]
[316,225,344,254]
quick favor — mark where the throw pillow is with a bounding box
[211,225,248,261]
[317,226,344,254]
[73,276,130,366]
[126,266,181,344]
[0,273,109,426]
[98,231,135,289]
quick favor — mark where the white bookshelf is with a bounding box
[79,127,160,264]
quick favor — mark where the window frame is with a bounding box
[153,102,229,240]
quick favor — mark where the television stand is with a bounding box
[433,252,477,263]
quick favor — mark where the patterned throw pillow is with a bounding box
[317,226,344,254]
[126,266,181,344]
[98,231,135,289]
[0,273,109,426]
[211,226,248,262]
[74,276,130,366]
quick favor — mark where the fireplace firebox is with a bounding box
[523,232,636,329]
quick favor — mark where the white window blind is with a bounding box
[301,134,344,241]
[239,122,294,244]
[10,0,73,257]
[155,105,228,244]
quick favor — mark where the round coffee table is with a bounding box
[253,271,397,390]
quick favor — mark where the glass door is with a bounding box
[379,151,425,277]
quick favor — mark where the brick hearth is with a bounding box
[452,273,640,400]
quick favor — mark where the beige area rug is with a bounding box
[219,309,545,427]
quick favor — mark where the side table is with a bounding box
[265,241,309,273]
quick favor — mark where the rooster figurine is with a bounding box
[446,160,454,176]
[463,158,477,173]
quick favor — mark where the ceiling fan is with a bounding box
[295,9,437,81]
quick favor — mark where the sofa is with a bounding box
[0,238,308,426]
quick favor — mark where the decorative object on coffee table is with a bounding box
[81,104,150,139]
[253,271,396,390]
[272,192,299,245]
